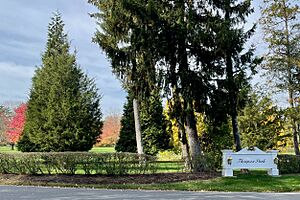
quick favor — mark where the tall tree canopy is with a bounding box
[89,0,170,155]
[18,13,103,152]
[206,0,261,151]
[89,0,259,171]
[260,0,300,155]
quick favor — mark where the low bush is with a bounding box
[0,152,157,175]
[192,152,221,172]
[278,155,300,174]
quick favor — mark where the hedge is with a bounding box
[278,155,300,174]
[0,152,157,175]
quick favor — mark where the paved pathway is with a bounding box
[0,185,300,200]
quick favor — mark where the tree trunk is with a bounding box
[289,90,299,155]
[11,143,15,150]
[224,6,242,152]
[226,55,242,151]
[292,124,300,155]
[178,120,191,170]
[283,1,300,155]
[133,98,144,154]
[231,108,242,151]
[185,100,202,172]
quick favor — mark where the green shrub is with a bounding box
[278,155,300,174]
[0,152,157,175]
[0,153,45,174]
[193,152,221,172]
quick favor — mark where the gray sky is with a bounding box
[0,0,287,113]
[0,0,126,115]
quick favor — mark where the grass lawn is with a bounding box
[1,171,300,192]
[89,146,115,153]
[79,172,300,192]
[0,146,18,153]
[134,172,300,192]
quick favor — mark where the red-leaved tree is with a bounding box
[6,103,27,150]
[96,114,121,147]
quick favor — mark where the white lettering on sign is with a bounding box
[222,147,279,177]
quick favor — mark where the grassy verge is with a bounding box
[78,173,300,192]
[1,171,300,192]
[89,146,115,153]
[141,173,300,192]
[0,146,19,153]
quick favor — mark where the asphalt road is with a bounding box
[0,185,300,200]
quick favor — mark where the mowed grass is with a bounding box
[2,171,300,192]
[98,171,300,192]
[0,146,18,153]
[154,172,300,192]
[89,146,115,153]
[0,146,115,153]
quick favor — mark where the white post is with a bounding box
[267,150,279,176]
[222,150,233,177]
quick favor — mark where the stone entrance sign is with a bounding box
[222,147,279,177]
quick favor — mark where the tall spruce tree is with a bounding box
[209,0,261,151]
[89,0,210,171]
[89,0,170,155]
[18,13,103,152]
[260,0,300,155]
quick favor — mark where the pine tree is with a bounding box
[260,0,300,155]
[18,13,103,152]
[209,0,261,151]
[140,90,170,155]
[89,0,168,155]
[115,91,137,153]
[116,90,170,155]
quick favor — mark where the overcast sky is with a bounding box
[0,0,126,115]
[1,0,284,114]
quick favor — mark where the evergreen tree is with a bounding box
[116,90,170,155]
[18,13,103,152]
[89,0,169,155]
[89,0,260,170]
[209,0,261,151]
[140,90,170,155]
[115,91,136,153]
[260,0,300,155]
[89,0,211,170]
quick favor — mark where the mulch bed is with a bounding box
[0,172,219,185]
